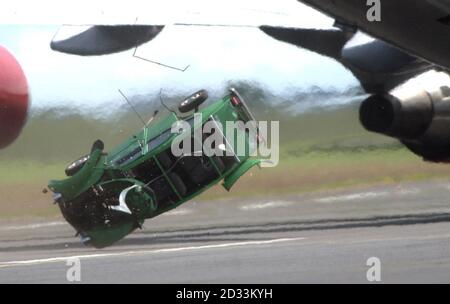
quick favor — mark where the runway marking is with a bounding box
[315,191,389,203]
[0,237,305,268]
[161,209,193,216]
[395,187,421,195]
[316,187,422,204]
[0,221,66,231]
[239,201,293,211]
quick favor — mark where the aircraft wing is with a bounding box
[18,0,440,95]
[259,26,432,93]
[7,0,450,71]
[8,0,329,57]
[297,0,450,69]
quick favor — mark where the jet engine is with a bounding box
[360,80,450,162]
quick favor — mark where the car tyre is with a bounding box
[178,90,208,113]
[65,155,90,176]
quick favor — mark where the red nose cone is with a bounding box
[0,46,29,149]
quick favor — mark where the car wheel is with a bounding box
[65,155,90,176]
[178,89,208,113]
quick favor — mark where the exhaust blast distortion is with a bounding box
[359,85,450,162]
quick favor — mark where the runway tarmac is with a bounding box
[2,179,450,283]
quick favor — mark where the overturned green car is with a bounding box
[48,88,264,248]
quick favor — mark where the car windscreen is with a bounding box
[146,128,173,152]
[113,146,142,166]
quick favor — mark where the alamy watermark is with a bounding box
[170,113,279,168]
[66,257,81,282]
[367,0,381,22]
[366,257,381,282]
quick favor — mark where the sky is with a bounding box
[0,0,359,112]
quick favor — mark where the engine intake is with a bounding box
[360,85,450,162]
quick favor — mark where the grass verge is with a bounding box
[2,148,450,219]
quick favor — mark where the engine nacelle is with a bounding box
[360,84,450,162]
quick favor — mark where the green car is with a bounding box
[48,88,264,248]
